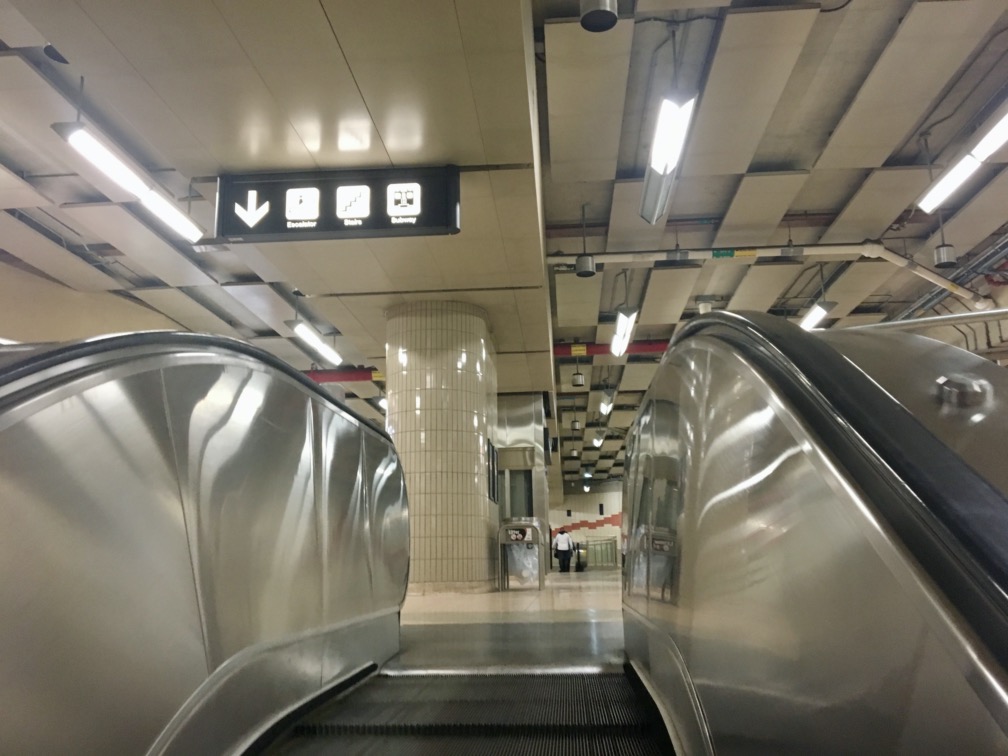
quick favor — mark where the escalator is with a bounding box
[266,669,671,754]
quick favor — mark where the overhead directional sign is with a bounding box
[215,165,460,242]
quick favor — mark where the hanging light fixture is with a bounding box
[286,291,342,367]
[800,264,837,331]
[580,0,617,32]
[610,270,638,357]
[51,78,204,244]
[571,354,586,387]
[571,417,582,431]
[918,102,1008,214]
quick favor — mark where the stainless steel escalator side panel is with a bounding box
[624,336,1008,754]
[364,432,410,608]
[820,329,1008,499]
[0,365,208,755]
[0,340,409,755]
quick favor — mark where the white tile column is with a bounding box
[386,301,498,592]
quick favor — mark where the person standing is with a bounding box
[552,528,574,573]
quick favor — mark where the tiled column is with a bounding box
[386,301,498,592]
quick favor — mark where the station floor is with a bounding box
[390,568,625,673]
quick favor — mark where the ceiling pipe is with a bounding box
[861,246,992,311]
[845,307,1008,332]
[555,340,667,357]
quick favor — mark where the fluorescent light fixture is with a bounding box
[918,155,982,214]
[583,484,591,493]
[610,306,637,357]
[583,470,592,479]
[286,319,343,367]
[141,190,203,243]
[53,122,204,243]
[972,110,1008,162]
[799,301,836,331]
[640,97,695,224]
[599,389,615,416]
[918,104,1008,213]
[592,435,604,448]
[650,98,695,174]
[379,397,388,411]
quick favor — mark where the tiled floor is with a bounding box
[390,568,625,673]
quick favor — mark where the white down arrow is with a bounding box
[235,190,269,228]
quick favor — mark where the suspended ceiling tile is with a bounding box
[345,397,385,425]
[713,172,808,248]
[914,166,1008,263]
[248,336,314,370]
[342,381,380,399]
[61,204,214,287]
[825,261,896,320]
[727,261,801,312]
[835,313,887,328]
[816,0,1005,169]
[0,211,119,292]
[619,363,659,392]
[223,284,300,337]
[639,266,703,326]
[0,164,49,209]
[609,408,638,428]
[131,288,242,337]
[606,180,668,252]
[820,167,933,244]
[682,5,818,177]
[545,19,633,183]
[600,439,623,454]
[0,3,45,46]
[514,288,553,354]
[555,271,604,328]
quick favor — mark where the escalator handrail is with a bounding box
[674,311,1008,669]
[0,330,392,443]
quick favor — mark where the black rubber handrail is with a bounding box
[675,311,1008,669]
[0,330,392,443]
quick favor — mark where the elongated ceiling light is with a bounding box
[52,122,204,243]
[285,319,343,367]
[611,306,637,357]
[918,107,1008,214]
[592,433,604,448]
[599,388,615,416]
[640,97,695,224]
[800,300,836,331]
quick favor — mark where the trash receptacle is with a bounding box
[498,518,547,590]
[574,541,587,572]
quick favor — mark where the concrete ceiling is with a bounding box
[0,0,1007,493]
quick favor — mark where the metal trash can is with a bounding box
[498,517,547,590]
[574,541,588,572]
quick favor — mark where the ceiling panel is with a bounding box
[713,172,808,248]
[223,284,300,337]
[0,164,49,208]
[555,271,603,328]
[61,204,214,287]
[609,409,638,428]
[606,180,668,252]
[816,0,1005,169]
[619,363,659,393]
[496,352,533,393]
[727,261,802,312]
[0,211,119,292]
[639,266,703,326]
[131,288,242,337]
[824,261,896,320]
[545,18,633,183]
[820,167,933,244]
[682,5,818,177]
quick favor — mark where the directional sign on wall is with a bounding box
[215,165,460,242]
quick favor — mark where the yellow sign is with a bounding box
[571,344,588,357]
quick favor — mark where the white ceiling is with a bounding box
[0,0,1006,494]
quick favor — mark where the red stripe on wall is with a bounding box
[551,512,621,538]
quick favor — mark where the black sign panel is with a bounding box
[215,165,460,242]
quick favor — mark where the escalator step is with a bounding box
[280,731,669,755]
